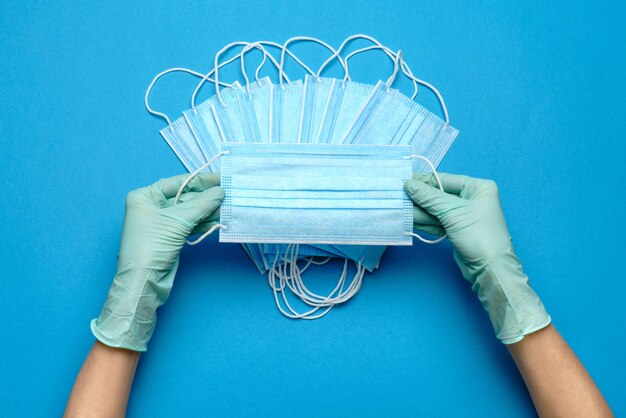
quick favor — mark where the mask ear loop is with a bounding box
[341,46,406,95]
[398,65,450,125]
[190,41,254,110]
[276,37,320,89]
[403,154,447,244]
[275,246,364,313]
[276,37,350,144]
[172,150,230,245]
[270,245,335,319]
[189,40,310,109]
[279,36,348,84]
[317,33,388,79]
[145,67,233,127]
[337,35,449,123]
[239,42,288,98]
[342,45,418,98]
[269,245,363,319]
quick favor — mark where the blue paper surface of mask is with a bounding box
[341,81,415,145]
[298,75,336,143]
[263,243,340,259]
[342,81,459,171]
[248,77,273,143]
[160,117,207,172]
[271,80,303,143]
[219,142,414,245]
[183,81,243,172]
[316,80,374,144]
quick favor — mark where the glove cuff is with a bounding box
[90,318,149,352]
[473,253,551,344]
[89,265,175,352]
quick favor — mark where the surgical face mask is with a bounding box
[333,244,386,272]
[263,243,340,259]
[270,80,304,143]
[341,80,416,146]
[395,110,458,172]
[298,75,336,143]
[217,142,414,246]
[247,77,273,143]
[315,80,374,144]
[144,67,237,173]
[160,117,208,172]
[183,81,243,172]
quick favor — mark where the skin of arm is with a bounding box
[406,173,613,417]
[64,341,140,417]
[508,324,613,417]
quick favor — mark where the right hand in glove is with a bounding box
[405,173,551,344]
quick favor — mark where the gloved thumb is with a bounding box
[405,179,457,217]
[167,186,225,227]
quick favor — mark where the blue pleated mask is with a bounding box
[218,142,414,246]
[182,80,242,171]
[270,80,304,143]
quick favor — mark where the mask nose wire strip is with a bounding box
[172,150,230,245]
[404,154,447,244]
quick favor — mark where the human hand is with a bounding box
[405,173,550,344]
[91,173,224,351]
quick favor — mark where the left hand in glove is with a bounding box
[91,173,223,351]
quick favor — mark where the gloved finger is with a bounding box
[413,206,441,226]
[165,186,224,226]
[405,179,461,217]
[412,172,471,196]
[157,173,221,199]
[163,189,217,207]
[191,206,220,229]
[413,224,446,237]
[191,220,218,237]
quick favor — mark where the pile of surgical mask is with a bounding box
[145,35,459,318]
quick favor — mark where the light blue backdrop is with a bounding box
[1,0,624,416]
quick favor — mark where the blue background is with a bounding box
[1,0,625,416]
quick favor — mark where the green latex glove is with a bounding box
[405,173,550,344]
[91,173,224,351]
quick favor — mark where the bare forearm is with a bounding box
[508,324,612,417]
[65,341,140,418]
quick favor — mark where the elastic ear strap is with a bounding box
[191,42,254,108]
[172,150,229,245]
[404,154,447,244]
[191,40,307,107]
[320,34,450,123]
[145,67,233,126]
[401,68,450,124]
[268,244,365,319]
[213,41,250,105]
[342,46,417,97]
[318,33,386,77]
[240,42,290,96]
[277,36,321,86]
[278,36,347,84]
